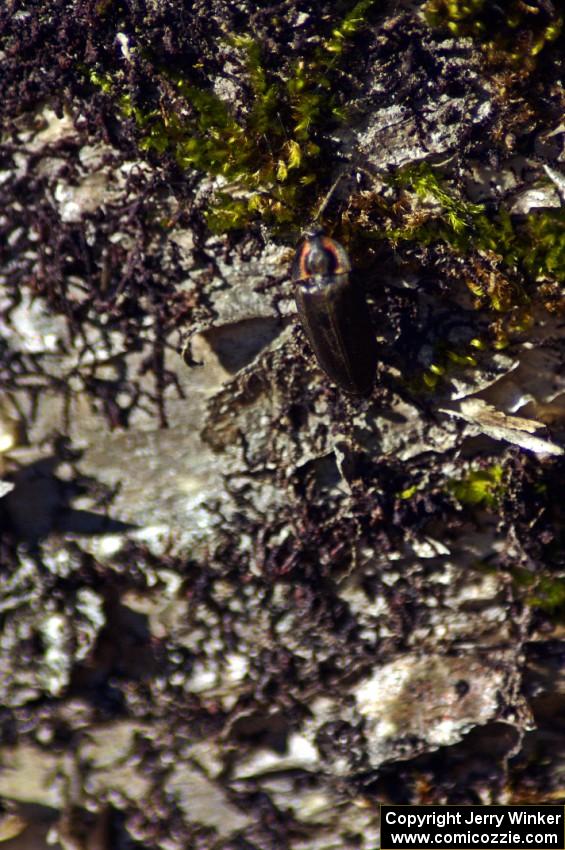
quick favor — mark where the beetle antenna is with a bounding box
[313,163,379,224]
[313,170,351,223]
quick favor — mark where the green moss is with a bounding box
[530,576,565,614]
[398,484,419,500]
[424,0,486,33]
[511,567,565,620]
[449,465,504,508]
[386,163,564,295]
[398,164,486,239]
[386,164,488,255]
[420,343,483,389]
[286,0,376,136]
[86,0,377,234]
[88,69,113,95]
[364,162,563,390]
[521,209,565,279]
[423,0,562,67]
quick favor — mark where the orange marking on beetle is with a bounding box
[297,241,311,281]
[321,236,348,275]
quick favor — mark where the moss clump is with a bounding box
[392,163,487,242]
[529,576,565,617]
[449,465,504,508]
[361,163,562,388]
[512,567,565,620]
[398,484,420,500]
[424,0,487,36]
[423,0,562,69]
[87,0,377,234]
[419,345,483,391]
[386,163,564,298]
[521,209,565,281]
[286,0,376,136]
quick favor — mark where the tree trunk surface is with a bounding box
[0,1,564,848]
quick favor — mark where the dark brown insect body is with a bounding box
[292,230,378,395]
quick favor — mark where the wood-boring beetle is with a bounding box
[291,225,378,396]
